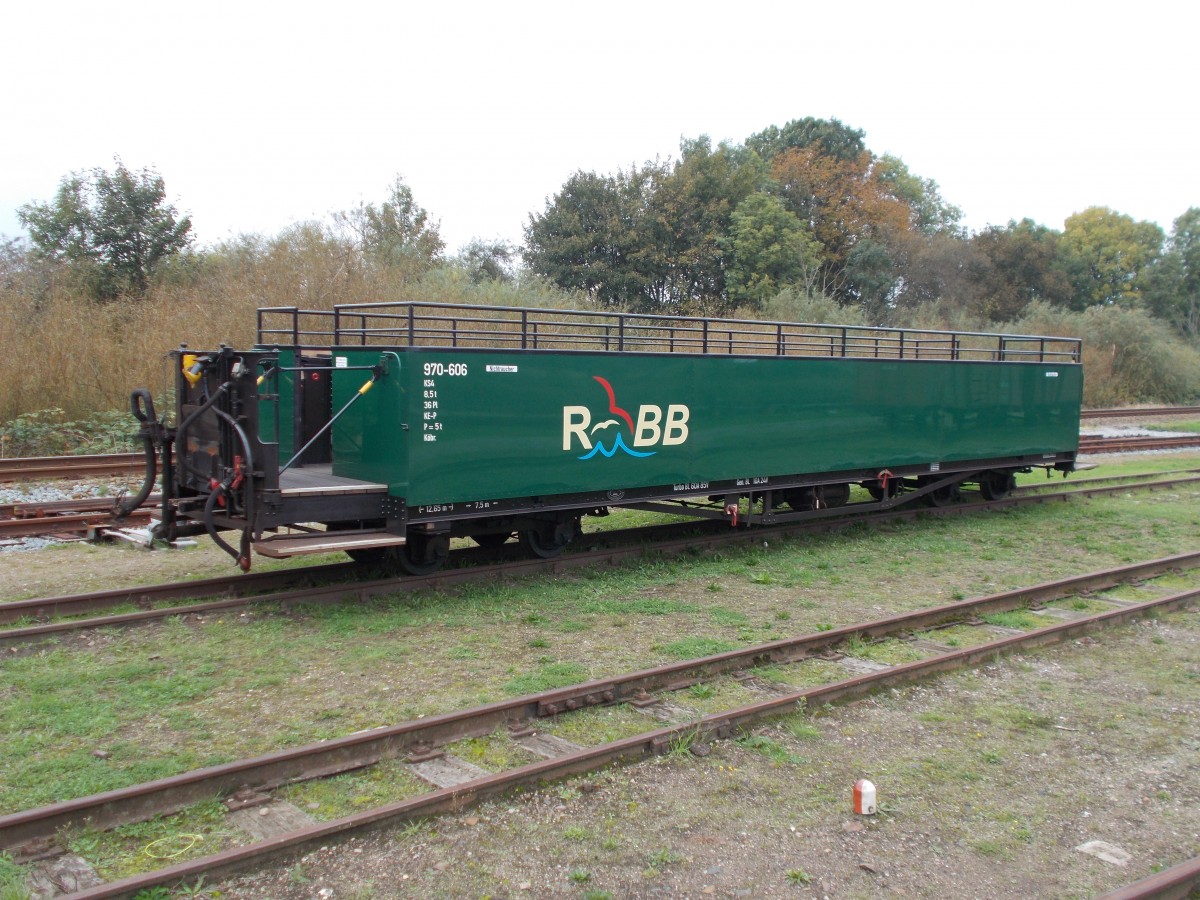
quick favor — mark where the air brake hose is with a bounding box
[204,408,256,571]
[113,389,161,519]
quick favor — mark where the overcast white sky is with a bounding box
[2,1,1196,256]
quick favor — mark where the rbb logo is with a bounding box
[562,404,690,451]
[562,375,690,460]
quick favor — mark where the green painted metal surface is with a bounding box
[257,348,295,462]
[328,348,1082,506]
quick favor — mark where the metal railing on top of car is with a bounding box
[256,302,1082,364]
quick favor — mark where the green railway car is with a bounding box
[123,302,1081,572]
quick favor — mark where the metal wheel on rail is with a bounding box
[518,518,580,559]
[917,476,962,507]
[978,470,1016,501]
[346,534,450,575]
[781,483,850,511]
[471,532,513,550]
[864,477,901,501]
[397,533,451,575]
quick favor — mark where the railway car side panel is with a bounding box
[326,349,1080,507]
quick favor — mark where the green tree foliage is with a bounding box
[523,163,664,308]
[18,158,192,299]
[874,155,962,236]
[1016,301,1200,405]
[1141,207,1200,338]
[746,117,866,162]
[334,176,444,273]
[642,137,764,312]
[456,238,518,283]
[723,192,822,308]
[1058,206,1163,309]
[966,219,1074,320]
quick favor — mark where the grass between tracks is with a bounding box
[0,454,1198,887]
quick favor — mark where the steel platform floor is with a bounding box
[278,464,387,497]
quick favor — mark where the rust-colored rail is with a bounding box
[1079,434,1200,453]
[1095,855,1200,899]
[0,453,146,483]
[1082,405,1200,419]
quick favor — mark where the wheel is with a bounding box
[926,484,961,507]
[471,532,512,550]
[518,518,579,559]
[346,534,449,575]
[782,488,816,512]
[399,533,451,575]
[819,483,851,508]
[919,477,962,507]
[979,471,1016,501]
[864,478,900,501]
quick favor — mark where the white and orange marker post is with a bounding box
[853,779,877,815]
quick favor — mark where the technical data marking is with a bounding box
[228,800,318,842]
[406,754,490,788]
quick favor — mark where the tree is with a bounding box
[746,117,867,163]
[523,163,665,308]
[1058,207,1164,309]
[723,192,822,308]
[334,176,444,272]
[18,158,192,299]
[873,155,962,236]
[641,136,765,312]
[1141,207,1200,338]
[770,145,913,312]
[456,238,518,283]
[967,219,1075,321]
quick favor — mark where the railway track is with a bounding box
[1078,433,1200,454]
[0,453,146,484]
[4,470,1199,649]
[0,496,158,541]
[4,552,1198,898]
[1081,405,1200,419]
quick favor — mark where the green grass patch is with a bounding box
[504,661,589,695]
[655,636,739,660]
[64,799,234,882]
[276,759,428,821]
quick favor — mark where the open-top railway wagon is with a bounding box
[120,302,1082,572]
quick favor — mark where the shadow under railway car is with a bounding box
[122,302,1083,572]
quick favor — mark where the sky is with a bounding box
[2,1,1196,256]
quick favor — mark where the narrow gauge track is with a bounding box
[0,496,158,540]
[1079,434,1200,453]
[4,471,1200,648]
[5,553,1198,899]
[0,453,146,484]
[1082,405,1200,419]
